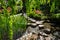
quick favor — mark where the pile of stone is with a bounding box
[16,17,60,40]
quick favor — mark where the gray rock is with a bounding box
[31,23,37,26]
[39,21,44,23]
[28,18,36,22]
[40,36,45,40]
[36,21,43,25]
[27,23,37,27]
[26,26,39,34]
[23,13,28,19]
[53,31,60,38]
[38,25,44,30]
[38,25,44,27]
[39,32,48,37]
[25,26,32,33]
[27,23,31,26]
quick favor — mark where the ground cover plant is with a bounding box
[0,0,27,40]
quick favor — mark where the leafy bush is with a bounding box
[0,14,27,40]
[25,0,51,20]
[50,13,60,22]
[11,15,27,32]
[0,0,25,40]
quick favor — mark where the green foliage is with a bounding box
[25,0,51,20]
[50,0,55,13]
[51,13,60,19]
[50,13,60,22]
[0,14,27,40]
[25,0,60,20]
[11,15,27,32]
[0,0,25,40]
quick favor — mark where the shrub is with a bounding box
[50,13,60,22]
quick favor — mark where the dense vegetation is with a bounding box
[0,0,27,40]
[0,0,60,40]
[25,0,60,20]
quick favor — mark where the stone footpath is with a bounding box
[16,13,60,40]
[16,17,52,40]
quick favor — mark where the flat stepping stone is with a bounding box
[27,23,31,26]
[38,25,44,29]
[38,25,44,27]
[31,23,37,26]
[28,18,36,22]
[39,21,44,23]
[27,23,37,26]
[39,32,48,37]
[36,21,44,24]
